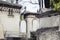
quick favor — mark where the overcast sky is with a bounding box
[19,0,39,13]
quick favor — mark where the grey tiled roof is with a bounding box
[36,26,59,35]
[0,1,22,9]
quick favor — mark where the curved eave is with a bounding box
[21,11,39,15]
[38,10,60,18]
[0,1,22,9]
[21,10,60,18]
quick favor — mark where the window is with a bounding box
[38,0,50,8]
[8,9,14,17]
[44,0,50,8]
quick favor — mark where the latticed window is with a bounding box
[8,9,14,16]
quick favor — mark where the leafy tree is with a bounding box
[50,0,60,10]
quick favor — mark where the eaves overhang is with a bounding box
[21,10,60,18]
[0,1,22,9]
[36,26,59,35]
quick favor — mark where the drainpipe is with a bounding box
[38,0,43,40]
[26,20,28,40]
[23,7,28,40]
[38,0,42,29]
[19,6,28,40]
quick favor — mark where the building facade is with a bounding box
[0,1,22,40]
[21,9,60,40]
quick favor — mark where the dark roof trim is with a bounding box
[36,10,60,18]
[21,11,38,15]
[36,26,59,35]
[0,1,22,9]
[21,10,60,18]
[21,11,39,19]
[21,13,39,15]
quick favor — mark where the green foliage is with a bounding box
[20,15,22,20]
[50,0,60,10]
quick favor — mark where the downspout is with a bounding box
[38,0,42,40]
[38,0,44,40]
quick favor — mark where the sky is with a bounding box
[19,0,39,13]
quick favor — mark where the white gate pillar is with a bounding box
[26,15,35,38]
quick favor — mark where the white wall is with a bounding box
[40,16,59,28]
[26,15,36,38]
[28,15,59,32]
[0,11,20,37]
[0,24,4,39]
[25,15,59,38]
[32,19,39,31]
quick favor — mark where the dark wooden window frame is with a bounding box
[8,9,14,17]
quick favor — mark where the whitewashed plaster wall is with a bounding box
[26,15,40,38]
[0,24,4,39]
[39,16,59,28]
[26,15,59,38]
[0,11,20,37]
[26,15,35,38]
[33,15,59,30]
[32,19,39,31]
